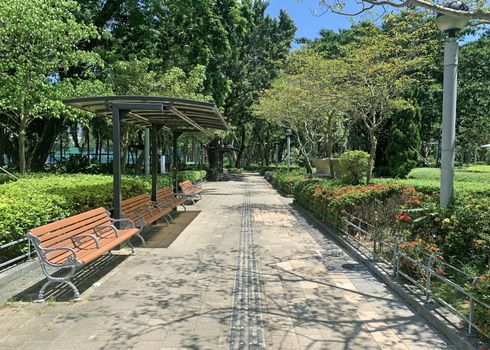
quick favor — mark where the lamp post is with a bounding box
[436,1,469,207]
[285,128,292,172]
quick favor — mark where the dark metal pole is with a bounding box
[172,130,181,192]
[151,125,158,202]
[112,107,127,226]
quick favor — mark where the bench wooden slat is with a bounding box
[30,208,108,237]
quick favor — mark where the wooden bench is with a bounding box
[155,187,188,214]
[26,208,140,302]
[178,180,203,204]
[121,194,173,235]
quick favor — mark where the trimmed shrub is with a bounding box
[385,105,421,178]
[265,170,307,196]
[338,150,369,185]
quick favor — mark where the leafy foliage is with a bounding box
[386,105,421,178]
[0,0,104,173]
[338,151,370,185]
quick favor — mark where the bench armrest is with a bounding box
[110,218,135,229]
[40,246,79,267]
[133,207,153,218]
[71,234,100,249]
[153,200,172,210]
[94,224,119,238]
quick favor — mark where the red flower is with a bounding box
[436,268,445,276]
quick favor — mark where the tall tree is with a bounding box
[254,49,348,174]
[457,33,490,155]
[386,105,422,177]
[0,0,103,173]
[223,1,295,167]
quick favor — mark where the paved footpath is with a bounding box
[0,174,455,350]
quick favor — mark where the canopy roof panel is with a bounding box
[64,96,228,131]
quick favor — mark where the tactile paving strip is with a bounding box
[229,189,265,350]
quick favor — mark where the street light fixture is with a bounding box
[436,1,469,207]
[285,128,292,172]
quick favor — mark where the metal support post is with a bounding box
[172,130,182,192]
[440,37,459,207]
[144,128,150,176]
[151,125,158,202]
[112,107,127,227]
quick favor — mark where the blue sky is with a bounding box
[265,0,355,41]
[265,0,488,43]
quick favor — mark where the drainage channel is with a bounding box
[229,189,265,350]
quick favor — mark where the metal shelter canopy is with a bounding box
[64,95,228,223]
[63,96,228,131]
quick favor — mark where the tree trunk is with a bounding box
[29,118,64,171]
[295,134,313,174]
[326,142,334,177]
[70,122,80,148]
[235,126,246,168]
[207,138,219,169]
[0,142,4,166]
[367,130,377,183]
[18,115,27,174]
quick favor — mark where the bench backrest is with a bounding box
[121,194,151,213]
[179,181,193,192]
[156,187,174,198]
[28,207,111,251]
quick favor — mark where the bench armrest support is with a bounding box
[71,234,100,249]
[40,246,79,267]
[110,218,135,229]
[94,224,119,238]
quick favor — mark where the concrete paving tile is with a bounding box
[0,334,33,348]
[18,341,53,350]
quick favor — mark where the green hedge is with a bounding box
[0,171,206,263]
[265,170,306,195]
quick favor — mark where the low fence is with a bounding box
[0,237,35,273]
[341,212,489,341]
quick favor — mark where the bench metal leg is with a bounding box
[127,239,136,256]
[35,265,79,303]
[165,213,174,223]
[135,220,146,247]
[135,233,145,247]
[180,204,187,212]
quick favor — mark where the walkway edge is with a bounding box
[292,202,477,350]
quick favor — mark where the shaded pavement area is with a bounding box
[0,174,455,349]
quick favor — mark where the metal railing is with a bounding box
[0,237,36,273]
[340,212,489,340]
